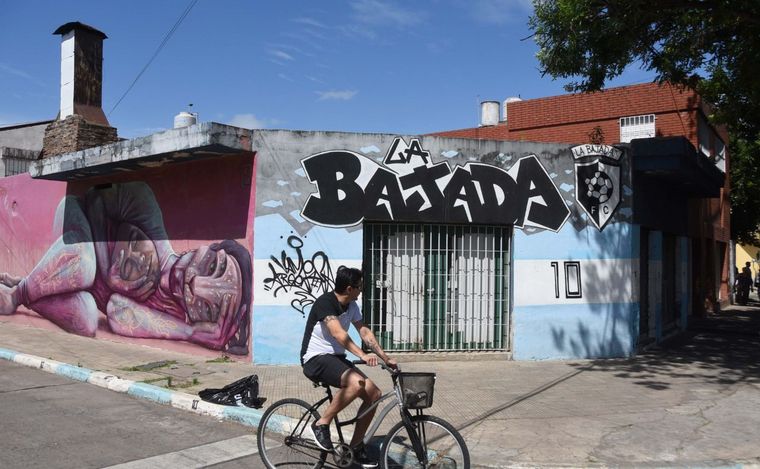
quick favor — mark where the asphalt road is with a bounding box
[0,360,267,468]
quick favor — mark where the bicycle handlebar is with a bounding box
[352,358,400,374]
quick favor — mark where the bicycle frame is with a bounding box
[300,375,429,465]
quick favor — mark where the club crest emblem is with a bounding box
[572,145,623,230]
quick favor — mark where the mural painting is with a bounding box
[251,131,636,363]
[0,181,252,355]
[300,137,571,232]
[572,144,623,230]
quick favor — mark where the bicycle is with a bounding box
[257,359,470,469]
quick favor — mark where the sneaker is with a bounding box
[310,422,333,451]
[353,445,378,468]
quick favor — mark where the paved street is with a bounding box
[2,304,760,467]
[0,360,261,468]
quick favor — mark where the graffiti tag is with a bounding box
[263,235,334,316]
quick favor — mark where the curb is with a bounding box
[0,347,264,428]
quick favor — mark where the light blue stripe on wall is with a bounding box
[253,213,363,260]
[678,236,690,329]
[254,305,363,365]
[648,230,663,262]
[513,303,638,360]
[514,223,635,260]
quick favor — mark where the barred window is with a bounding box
[363,223,511,352]
[619,114,655,143]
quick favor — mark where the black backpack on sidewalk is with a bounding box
[199,374,266,409]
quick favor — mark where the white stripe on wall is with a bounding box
[514,258,638,306]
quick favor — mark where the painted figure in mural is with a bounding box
[0,182,251,355]
[300,266,396,465]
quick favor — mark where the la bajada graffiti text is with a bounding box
[299,145,570,231]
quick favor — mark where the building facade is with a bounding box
[435,82,731,324]
[0,121,723,363]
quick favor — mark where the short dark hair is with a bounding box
[334,266,363,294]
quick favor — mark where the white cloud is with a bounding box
[292,17,327,28]
[267,43,315,58]
[278,73,295,82]
[268,50,295,61]
[228,113,268,129]
[470,0,533,24]
[0,62,46,87]
[316,90,358,101]
[0,63,32,79]
[350,0,423,27]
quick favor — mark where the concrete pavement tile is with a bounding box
[677,386,760,461]
[594,412,709,463]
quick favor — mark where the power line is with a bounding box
[108,0,199,116]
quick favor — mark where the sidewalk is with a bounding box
[2,305,760,468]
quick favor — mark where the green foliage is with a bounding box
[728,138,760,245]
[530,0,760,241]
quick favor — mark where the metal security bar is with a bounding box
[363,223,511,352]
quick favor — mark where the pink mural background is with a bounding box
[0,154,256,359]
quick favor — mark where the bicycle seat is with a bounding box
[310,379,330,389]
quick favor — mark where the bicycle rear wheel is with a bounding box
[381,415,469,469]
[257,398,327,469]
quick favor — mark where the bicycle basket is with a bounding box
[398,372,436,409]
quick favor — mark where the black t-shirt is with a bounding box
[299,291,361,365]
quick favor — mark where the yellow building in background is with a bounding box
[737,244,760,280]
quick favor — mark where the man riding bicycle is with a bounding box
[300,266,397,468]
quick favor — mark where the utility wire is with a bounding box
[108,0,199,116]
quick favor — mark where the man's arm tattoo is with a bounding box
[364,337,381,355]
[323,315,338,323]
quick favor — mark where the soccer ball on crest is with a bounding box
[585,171,613,204]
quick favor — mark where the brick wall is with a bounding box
[506,83,702,147]
[41,114,118,157]
[507,82,698,128]
[508,110,699,147]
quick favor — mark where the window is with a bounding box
[698,115,726,172]
[620,114,655,143]
[363,223,511,352]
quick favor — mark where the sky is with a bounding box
[0,0,656,139]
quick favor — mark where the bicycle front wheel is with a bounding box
[381,415,470,469]
[257,398,327,469]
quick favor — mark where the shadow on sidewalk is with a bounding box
[568,304,760,391]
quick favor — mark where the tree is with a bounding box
[529,0,760,242]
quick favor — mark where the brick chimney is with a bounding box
[42,22,118,157]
